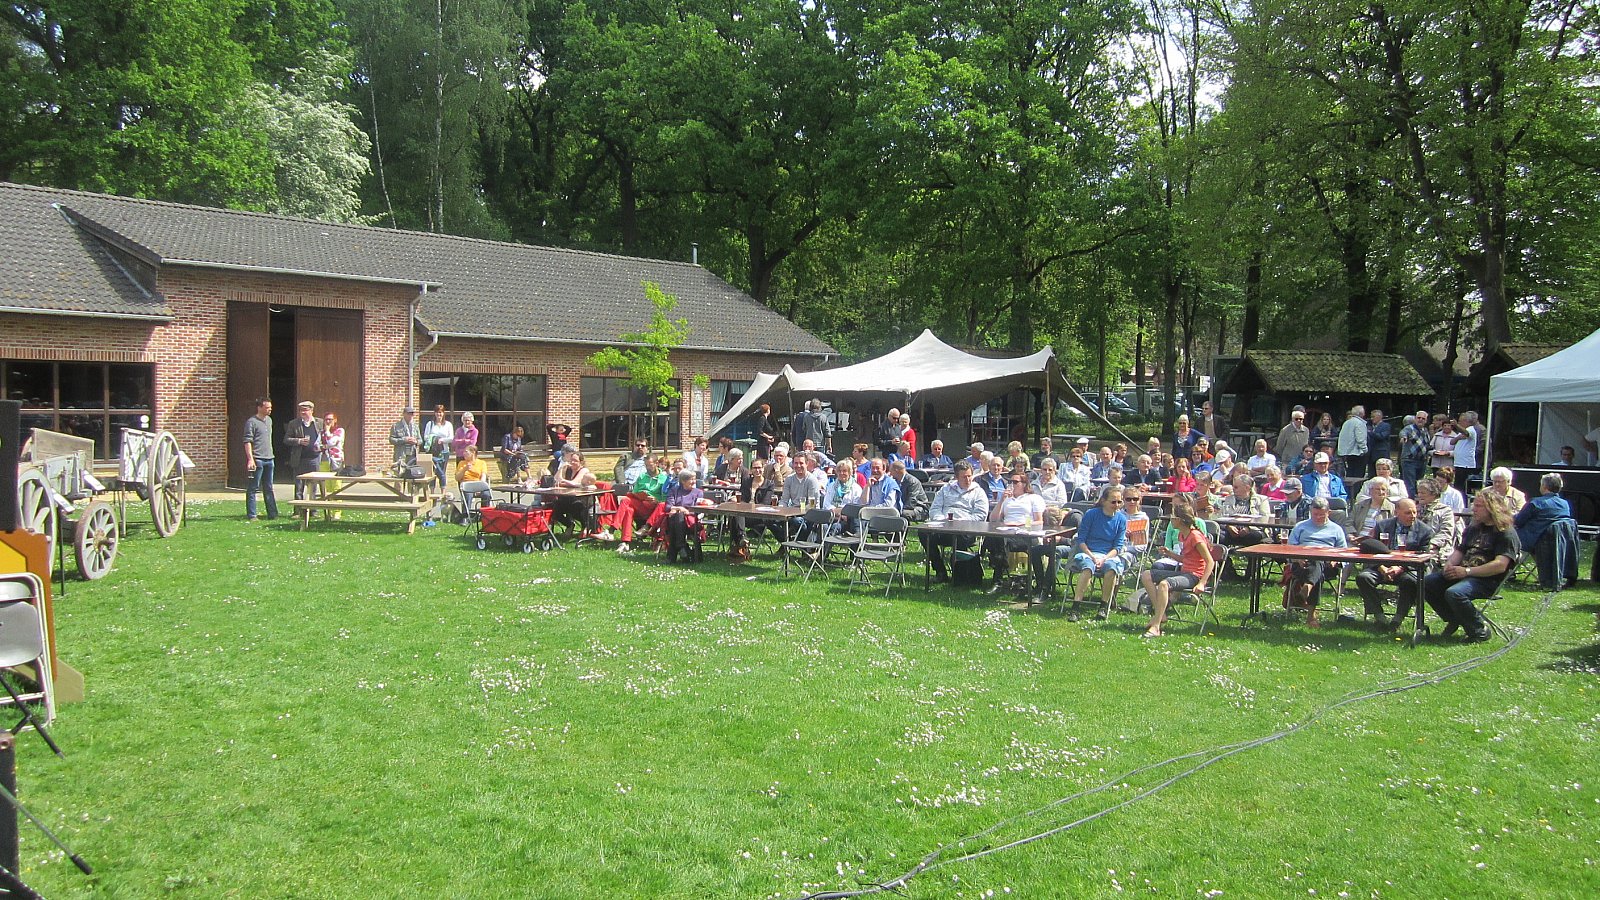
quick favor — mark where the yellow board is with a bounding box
[0,529,82,703]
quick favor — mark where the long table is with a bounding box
[1233,543,1432,644]
[908,519,1075,591]
[696,501,804,553]
[291,472,436,532]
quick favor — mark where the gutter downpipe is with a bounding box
[409,286,438,408]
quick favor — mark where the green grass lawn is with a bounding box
[16,501,1600,898]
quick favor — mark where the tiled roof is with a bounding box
[0,182,835,357]
[0,185,168,318]
[1495,342,1568,367]
[1240,349,1433,395]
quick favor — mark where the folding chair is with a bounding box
[1439,551,1522,641]
[780,509,835,581]
[820,503,865,568]
[850,515,910,595]
[0,576,61,756]
[1105,514,1159,617]
[457,479,492,531]
[1166,544,1229,631]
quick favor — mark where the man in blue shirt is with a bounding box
[1285,497,1349,627]
[1298,453,1348,502]
[919,439,953,470]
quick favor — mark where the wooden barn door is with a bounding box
[295,308,365,468]
[226,302,270,489]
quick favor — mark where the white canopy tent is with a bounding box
[706,329,1134,445]
[1487,326,1600,466]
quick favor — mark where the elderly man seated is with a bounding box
[921,461,990,584]
[920,439,953,470]
[1285,497,1348,628]
[982,470,1047,595]
[962,442,985,471]
[1298,452,1348,503]
[1513,471,1576,590]
[1424,492,1521,642]
[891,458,930,522]
[1030,437,1061,469]
[1032,458,1070,506]
[1354,498,1436,626]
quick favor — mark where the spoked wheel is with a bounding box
[18,469,58,561]
[148,432,186,537]
[74,500,119,580]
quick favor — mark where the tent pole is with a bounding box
[1045,380,1052,446]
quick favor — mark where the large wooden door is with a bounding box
[295,308,365,467]
[226,302,270,489]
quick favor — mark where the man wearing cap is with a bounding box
[389,405,421,468]
[1277,477,1311,522]
[1275,406,1310,463]
[1298,452,1348,502]
[1285,497,1349,627]
[283,400,323,499]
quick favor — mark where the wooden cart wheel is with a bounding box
[74,500,119,580]
[148,432,186,537]
[18,468,57,561]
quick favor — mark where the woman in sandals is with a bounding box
[1140,505,1215,638]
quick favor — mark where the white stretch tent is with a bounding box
[1487,326,1600,466]
[706,329,1134,445]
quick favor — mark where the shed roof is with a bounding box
[0,182,834,357]
[1230,350,1433,396]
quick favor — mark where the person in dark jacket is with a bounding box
[1355,499,1436,626]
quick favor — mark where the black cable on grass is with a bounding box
[793,590,1558,900]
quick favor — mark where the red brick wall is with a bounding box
[5,281,823,485]
[421,338,820,451]
[2,270,417,488]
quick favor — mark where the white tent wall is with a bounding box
[1540,404,1600,465]
[1488,326,1600,467]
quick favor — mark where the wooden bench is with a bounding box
[289,498,432,533]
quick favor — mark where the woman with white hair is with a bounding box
[1485,466,1527,514]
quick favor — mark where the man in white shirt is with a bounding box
[1452,412,1480,492]
[922,461,990,583]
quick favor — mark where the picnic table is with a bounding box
[1233,543,1432,644]
[292,472,436,533]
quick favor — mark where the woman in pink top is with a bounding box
[452,411,479,460]
[1170,456,1197,493]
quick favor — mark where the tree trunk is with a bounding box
[616,151,639,255]
[1242,249,1262,348]
[1341,230,1375,352]
[1162,266,1181,435]
[1382,280,1403,354]
[431,0,446,233]
[1135,305,1146,412]
[1440,272,1469,414]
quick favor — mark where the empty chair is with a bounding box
[780,509,836,581]
[0,575,57,745]
[850,515,910,595]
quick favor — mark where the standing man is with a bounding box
[1453,412,1480,492]
[1337,405,1369,479]
[1366,409,1392,474]
[874,408,903,458]
[752,403,777,461]
[1199,400,1230,449]
[389,405,420,469]
[1399,410,1431,494]
[243,398,277,521]
[1274,406,1310,464]
[791,399,833,456]
[283,400,322,500]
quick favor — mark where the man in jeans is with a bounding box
[244,398,278,521]
[1399,410,1431,495]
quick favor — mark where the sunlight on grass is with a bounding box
[15,501,1600,898]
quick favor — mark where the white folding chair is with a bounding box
[0,575,59,748]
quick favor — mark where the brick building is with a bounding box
[0,183,834,487]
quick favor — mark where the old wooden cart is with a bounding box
[17,427,187,580]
